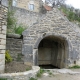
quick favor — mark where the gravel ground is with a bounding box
[38,69,80,80]
[5,61,31,73]
[39,74,80,80]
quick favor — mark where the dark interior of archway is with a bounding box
[38,36,66,69]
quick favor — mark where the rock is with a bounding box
[7,33,21,38]
[43,73,49,76]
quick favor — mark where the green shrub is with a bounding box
[36,68,45,77]
[26,67,31,71]
[69,65,80,69]
[7,9,16,29]
[0,78,7,80]
[5,50,12,63]
[14,25,25,35]
[16,54,22,61]
[29,77,37,80]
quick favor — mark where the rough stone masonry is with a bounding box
[22,7,80,68]
[0,0,8,73]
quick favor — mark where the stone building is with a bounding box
[12,0,42,12]
[0,0,8,73]
[22,7,80,68]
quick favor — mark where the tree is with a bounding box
[43,0,66,7]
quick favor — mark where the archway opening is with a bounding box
[38,36,68,69]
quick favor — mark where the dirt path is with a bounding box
[38,69,80,80]
[39,74,80,80]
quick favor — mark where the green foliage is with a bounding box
[5,50,12,63]
[0,78,7,80]
[14,25,25,35]
[7,10,16,29]
[29,77,37,80]
[36,68,45,77]
[16,54,22,61]
[7,0,16,29]
[59,5,80,22]
[26,67,31,71]
[69,65,80,69]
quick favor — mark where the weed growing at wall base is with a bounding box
[69,65,80,69]
[0,78,8,80]
[5,50,12,63]
[14,25,26,35]
[36,68,45,77]
[29,77,37,80]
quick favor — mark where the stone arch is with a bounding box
[33,34,69,68]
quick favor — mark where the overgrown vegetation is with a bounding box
[36,68,45,77]
[16,54,23,61]
[7,9,16,29]
[7,0,26,34]
[0,78,7,80]
[69,65,80,69]
[7,8,26,34]
[29,77,37,80]
[26,67,31,71]
[7,0,16,29]
[14,25,25,35]
[5,50,12,63]
[59,5,80,22]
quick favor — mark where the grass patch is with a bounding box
[5,50,13,63]
[0,78,8,80]
[36,68,45,78]
[16,54,23,61]
[29,77,37,80]
[26,67,31,71]
[49,72,52,75]
[14,25,25,35]
[69,65,80,69]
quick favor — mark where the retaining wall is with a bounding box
[0,1,8,73]
[6,38,22,61]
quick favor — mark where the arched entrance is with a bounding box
[37,36,68,68]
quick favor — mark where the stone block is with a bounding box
[0,45,6,49]
[22,45,33,54]
[0,54,5,73]
[0,65,5,73]
[0,50,5,54]
[0,34,6,39]
[2,25,6,30]
[1,30,6,34]
[0,39,6,45]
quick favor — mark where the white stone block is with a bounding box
[0,54,5,73]
[0,58,5,65]
[0,39,6,45]
[0,34,6,39]
[2,25,6,31]
[2,30,6,34]
[0,54,5,59]
[0,50,5,54]
[0,45,6,49]
[0,65,5,73]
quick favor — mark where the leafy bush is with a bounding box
[29,77,37,80]
[0,78,7,80]
[59,5,80,22]
[36,68,45,77]
[5,50,12,63]
[7,9,16,29]
[14,25,25,35]
[69,65,80,69]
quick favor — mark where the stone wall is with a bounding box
[6,38,22,61]
[22,8,80,68]
[0,66,40,80]
[16,0,41,12]
[11,7,45,28]
[0,1,7,73]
